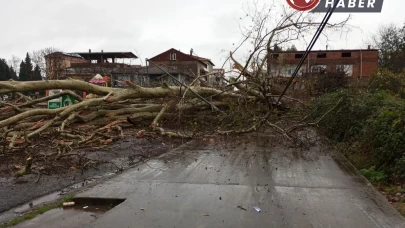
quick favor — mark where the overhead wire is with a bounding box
[276,1,340,104]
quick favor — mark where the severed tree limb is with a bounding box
[229,78,263,98]
[265,121,293,142]
[152,104,170,129]
[28,98,106,138]
[20,90,83,108]
[266,94,308,107]
[0,108,65,128]
[15,156,33,177]
[113,125,124,138]
[286,97,343,133]
[8,133,19,148]
[60,113,77,131]
[0,79,114,95]
[154,127,192,139]
[0,102,22,113]
[16,92,33,102]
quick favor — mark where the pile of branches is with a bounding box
[0,77,258,175]
[0,48,347,179]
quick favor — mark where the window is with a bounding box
[295,54,304,59]
[341,52,352,58]
[336,65,353,76]
[287,69,292,75]
[170,53,177,61]
[317,53,327,58]
[272,54,279,59]
[312,65,327,73]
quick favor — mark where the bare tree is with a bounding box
[231,1,351,75]
[8,55,21,75]
[32,47,63,79]
[225,0,351,131]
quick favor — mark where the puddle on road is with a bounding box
[11,177,106,214]
[67,197,125,213]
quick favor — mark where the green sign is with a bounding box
[48,100,61,109]
[62,95,75,107]
[47,93,76,109]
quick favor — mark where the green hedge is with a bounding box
[312,76,405,182]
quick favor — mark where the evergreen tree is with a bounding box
[24,52,33,74]
[373,23,405,72]
[0,59,11,81]
[19,52,33,81]
[273,44,283,52]
[19,60,27,81]
[19,53,33,81]
[9,67,18,80]
[286,44,298,52]
[32,65,42,80]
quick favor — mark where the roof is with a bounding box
[213,68,225,73]
[45,52,84,59]
[71,52,138,59]
[271,49,379,54]
[193,56,215,66]
[149,48,214,68]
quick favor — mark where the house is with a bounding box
[136,65,192,87]
[44,52,88,80]
[45,48,226,88]
[268,46,379,78]
[45,50,139,83]
[147,48,225,87]
[212,68,226,87]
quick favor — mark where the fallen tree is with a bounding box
[0,1,351,177]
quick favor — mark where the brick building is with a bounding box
[268,46,379,78]
[45,52,88,80]
[45,50,139,83]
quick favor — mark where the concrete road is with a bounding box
[15,135,405,228]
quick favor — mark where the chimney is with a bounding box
[101,50,103,53]
[326,45,328,50]
[368,45,371,50]
[89,49,91,53]
[190,48,193,56]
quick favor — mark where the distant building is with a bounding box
[268,46,379,78]
[148,48,225,87]
[136,65,193,87]
[45,50,139,83]
[211,68,226,87]
[45,48,226,88]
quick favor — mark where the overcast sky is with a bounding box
[1,0,404,68]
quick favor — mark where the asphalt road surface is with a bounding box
[15,134,405,228]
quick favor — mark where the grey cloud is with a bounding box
[1,0,404,68]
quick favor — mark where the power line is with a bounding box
[276,1,340,104]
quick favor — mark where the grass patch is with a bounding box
[360,166,387,185]
[0,195,74,228]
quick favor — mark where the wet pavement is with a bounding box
[13,134,405,228]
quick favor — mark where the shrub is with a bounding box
[368,69,405,95]
[363,101,405,179]
[312,84,405,182]
[360,166,387,185]
[311,90,387,142]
